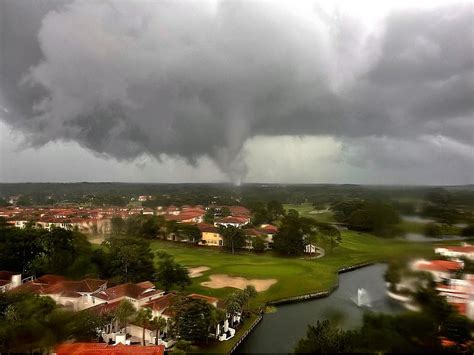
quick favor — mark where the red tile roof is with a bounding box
[43,279,106,295]
[244,228,264,237]
[136,281,155,289]
[197,223,219,233]
[415,260,463,273]
[55,343,165,355]
[215,216,249,224]
[259,224,278,234]
[187,293,219,305]
[144,293,176,312]
[86,300,123,316]
[227,206,250,216]
[12,274,67,294]
[164,211,203,222]
[92,282,162,301]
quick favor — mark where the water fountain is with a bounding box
[355,287,371,307]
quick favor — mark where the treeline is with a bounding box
[331,200,401,237]
[0,218,190,289]
[2,182,474,208]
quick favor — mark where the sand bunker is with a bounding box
[187,266,211,278]
[201,274,277,292]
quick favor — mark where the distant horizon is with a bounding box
[1,181,473,188]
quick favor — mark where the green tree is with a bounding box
[155,252,191,291]
[114,300,136,335]
[111,217,125,235]
[204,209,215,224]
[219,225,246,254]
[294,320,357,353]
[346,202,400,236]
[135,307,152,345]
[173,339,192,354]
[149,316,167,345]
[266,200,285,221]
[273,212,315,256]
[221,207,231,217]
[384,262,402,292]
[252,236,266,253]
[173,298,214,342]
[178,224,201,243]
[104,235,155,283]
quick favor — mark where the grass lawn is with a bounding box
[283,203,336,223]
[151,231,437,306]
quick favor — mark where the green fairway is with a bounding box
[151,231,435,305]
[283,203,336,223]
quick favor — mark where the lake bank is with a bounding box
[236,264,402,353]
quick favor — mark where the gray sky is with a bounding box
[0,0,473,184]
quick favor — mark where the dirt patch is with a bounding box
[187,266,211,278]
[201,274,277,292]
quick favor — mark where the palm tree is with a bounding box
[149,316,167,345]
[135,308,152,345]
[211,308,227,338]
[243,285,257,312]
[224,294,241,328]
[114,300,136,335]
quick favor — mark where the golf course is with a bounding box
[151,230,437,305]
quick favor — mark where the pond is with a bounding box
[237,264,402,354]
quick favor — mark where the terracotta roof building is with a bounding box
[54,343,165,355]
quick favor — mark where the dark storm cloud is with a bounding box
[0,0,473,183]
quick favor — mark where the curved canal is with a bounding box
[237,264,402,353]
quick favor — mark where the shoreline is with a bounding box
[229,260,377,353]
[267,260,376,306]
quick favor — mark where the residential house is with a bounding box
[436,275,474,320]
[91,281,165,309]
[54,342,165,355]
[165,211,204,224]
[227,206,251,217]
[435,245,474,260]
[198,223,223,246]
[136,293,236,345]
[41,279,108,311]
[214,216,250,228]
[13,274,67,294]
[412,259,464,282]
[12,275,107,311]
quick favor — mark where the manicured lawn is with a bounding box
[283,203,336,223]
[151,231,436,305]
